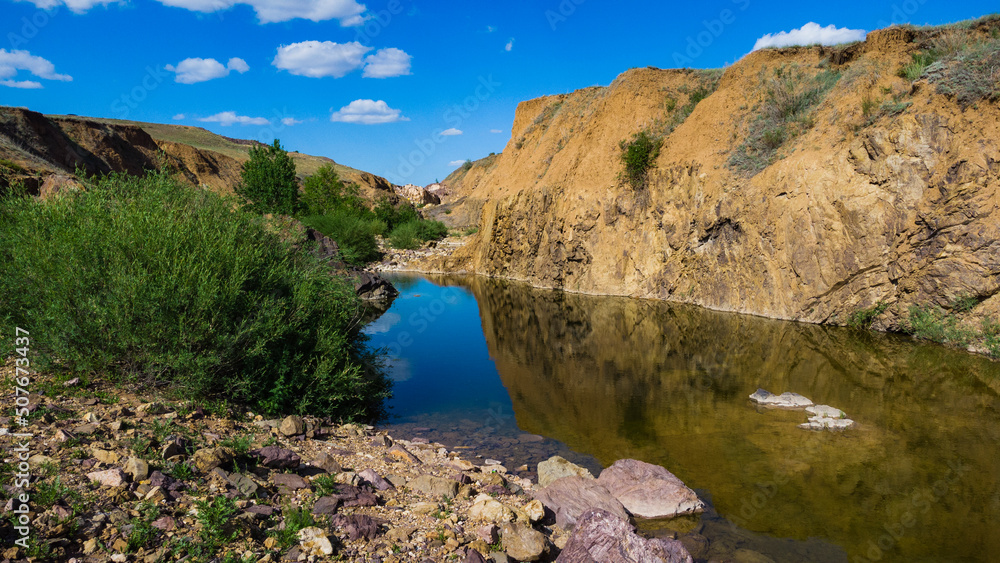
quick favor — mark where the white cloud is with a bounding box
[1,79,42,89]
[281,117,304,126]
[153,0,366,24]
[165,57,249,84]
[448,160,466,166]
[0,49,71,89]
[330,99,408,124]
[226,57,250,73]
[172,113,186,120]
[752,22,866,51]
[273,40,371,78]
[490,129,503,134]
[14,0,121,14]
[441,128,462,136]
[486,25,496,33]
[504,38,514,52]
[362,48,411,78]
[198,111,269,126]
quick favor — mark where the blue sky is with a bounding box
[1,0,995,185]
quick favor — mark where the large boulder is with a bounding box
[597,459,704,519]
[556,509,693,563]
[537,456,594,488]
[533,476,628,529]
[408,474,460,499]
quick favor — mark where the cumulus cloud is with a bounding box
[441,128,462,136]
[0,49,71,89]
[490,129,503,134]
[153,0,366,24]
[362,48,411,78]
[172,113,186,120]
[273,41,371,78]
[330,99,408,124]
[448,160,466,166]
[752,22,866,51]
[198,111,269,126]
[14,0,121,14]
[504,38,514,52]
[165,57,249,84]
[281,117,304,126]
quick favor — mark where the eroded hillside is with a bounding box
[0,108,399,204]
[438,20,1000,338]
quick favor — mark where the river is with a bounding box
[364,273,1000,563]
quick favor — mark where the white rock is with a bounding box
[806,405,846,419]
[298,526,333,556]
[799,416,855,430]
[749,388,814,408]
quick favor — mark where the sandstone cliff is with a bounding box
[438,20,1000,335]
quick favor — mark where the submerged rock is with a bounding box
[596,459,704,519]
[748,388,814,408]
[799,416,856,431]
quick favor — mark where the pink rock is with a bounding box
[597,459,704,519]
[86,468,127,487]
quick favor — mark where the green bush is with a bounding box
[928,37,1000,108]
[847,302,889,330]
[301,210,383,266]
[235,139,300,215]
[388,220,421,250]
[374,197,420,231]
[302,164,363,216]
[0,171,390,421]
[619,130,662,190]
[897,51,938,80]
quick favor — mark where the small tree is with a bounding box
[236,139,300,215]
[302,164,361,215]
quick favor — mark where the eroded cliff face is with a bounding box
[439,24,1000,330]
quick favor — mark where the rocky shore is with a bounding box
[1,363,707,563]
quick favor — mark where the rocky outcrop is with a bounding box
[435,22,1000,334]
[395,183,441,205]
[304,228,399,303]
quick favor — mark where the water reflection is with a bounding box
[424,274,1000,563]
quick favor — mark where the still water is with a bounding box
[365,273,1000,563]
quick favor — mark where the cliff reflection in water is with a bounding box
[432,274,1000,563]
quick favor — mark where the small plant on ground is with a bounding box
[847,302,890,330]
[193,496,240,556]
[312,474,339,497]
[269,505,316,550]
[127,502,161,552]
[219,434,254,456]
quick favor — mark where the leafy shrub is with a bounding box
[904,305,974,347]
[235,139,300,215]
[847,302,889,330]
[619,130,662,190]
[302,210,383,266]
[388,220,421,250]
[374,197,420,231]
[728,66,840,177]
[0,171,390,421]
